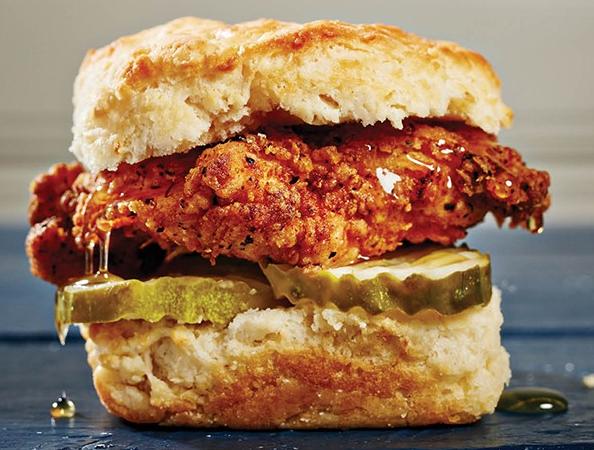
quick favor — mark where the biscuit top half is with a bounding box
[71,17,512,172]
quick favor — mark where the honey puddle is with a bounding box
[497,387,568,414]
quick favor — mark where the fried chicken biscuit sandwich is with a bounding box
[27,18,550,428]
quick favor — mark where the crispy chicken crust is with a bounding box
[27,120,550,285]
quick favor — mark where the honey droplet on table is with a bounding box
[496,387,568,414]
[50,393,76,419]
[582,373,594,389]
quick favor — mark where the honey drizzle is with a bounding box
[56,315,69,346]
[85,241,95,275]
[98,230,111,274]
[56,227,113,346]
[77,190,97,248]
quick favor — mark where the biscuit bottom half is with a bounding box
[82,288,509,428]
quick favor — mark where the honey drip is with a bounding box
[55,312,69,346]
[75,230,114,286]
[98,230,111,275]
[56,230,114,345]
[85,241,95,276]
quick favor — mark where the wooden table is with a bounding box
[2,226,594,449]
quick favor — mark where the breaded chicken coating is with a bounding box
[27,120,550,285]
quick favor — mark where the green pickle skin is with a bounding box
[56,276,280,328]
[261,246,492,315]
[56,246,492,328]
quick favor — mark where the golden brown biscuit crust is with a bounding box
[83,290,509,428]
[93,351,479,428]
[71,17,512,172]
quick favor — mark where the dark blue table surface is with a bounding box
[1,224,594,449]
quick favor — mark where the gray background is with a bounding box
[1,0,593,227]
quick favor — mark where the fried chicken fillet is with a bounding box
[27,120,550,286]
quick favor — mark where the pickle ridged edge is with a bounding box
[261,246,492,315]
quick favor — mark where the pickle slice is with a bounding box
[56,274,280,328]
[261,245,491,315]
